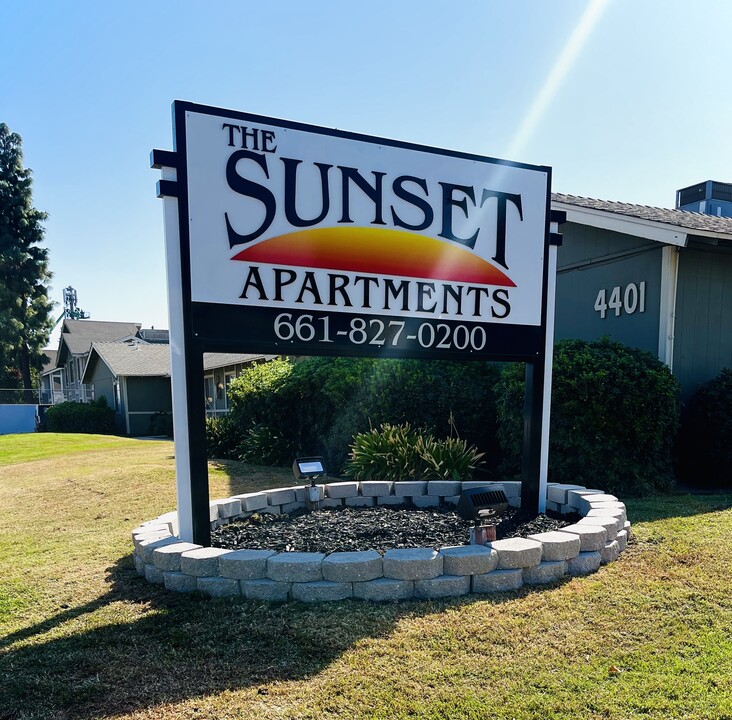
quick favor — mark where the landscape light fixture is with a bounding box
[456,487,509,545]
[292,456,326,510]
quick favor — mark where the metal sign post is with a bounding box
[153,101,554,546]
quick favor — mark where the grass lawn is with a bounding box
[0,433,731,720]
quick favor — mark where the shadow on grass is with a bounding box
[0,552,539,720]
[626,491,732,524]
[208,458,294,497]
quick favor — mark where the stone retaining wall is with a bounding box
[132,481,631,602]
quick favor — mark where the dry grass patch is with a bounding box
[0,433,731,719]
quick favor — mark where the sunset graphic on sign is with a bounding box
[230,227,515,286]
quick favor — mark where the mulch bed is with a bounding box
[211,504,578,554]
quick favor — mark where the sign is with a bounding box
[153,101,555,545]
[177,103,551,361]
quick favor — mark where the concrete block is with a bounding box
[567,551,601,575]
[523,560,567,585]
[155,511,179,534]
[528,531,581,562]
[291,580,353,603]
[208,502,220,522]
[282,501,307,514]
[353,577,414,601]
[615,529,628,552]
[152,541,202,571]
[345,496,376,508]
[501,481,522,498]
[241,578,290,602]
[264,487,297,505]
[144,563,165,584]
[394,481,427,497]
[427,480,462,497]
[576,515,622,540]
[294,485,325,502]
[180,547,232,577]
[322,550,383,582]
[132,522,169,537]
[600,540,620,565]
[134,554,145,576]
[586,507,627,525]
[557,524,607,552]
[321,498,343,509]
[219,549,276,580]
[439,545,499,576]
[267,552,325,582]
[415,574,471,599]
[579,493,618,514]
[443,495,460,506]
[197,576,241,597]
[586,502,627,521]
[139,536,183,564]
[546,484,585,505]
[359,481,394,497]
[412,495,439,508]
[461,481,504,491]
[213,497,242,519]
[133,530,170,553]
[566,488,603,509]
[546,500,561,513]
[232,492,269,512]
[624,520,632,540]
[259,505,281,515]
[377,495,409,506]
[325,481,360,498]
[491,538,543,569]
[163,571,198,593]
[383,548,443,580]
[472,568,523,593]
[508,496,522,508]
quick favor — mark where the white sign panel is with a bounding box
[177,104,550,359]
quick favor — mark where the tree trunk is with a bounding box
[18,340,34,404]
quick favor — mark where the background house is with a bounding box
[553,183,732,399]
[39,319,144,404]
[82,340,270,435]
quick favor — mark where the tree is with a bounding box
[0,123,54,394]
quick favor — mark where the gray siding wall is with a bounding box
[124,377,172,437]
[673,244,732,398]
[88,361,117,412]
[554,223,662,355]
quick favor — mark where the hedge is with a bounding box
[215,356,502,473]
[677,368,732,489]
[495,338,680,496]
[44,397,115,435]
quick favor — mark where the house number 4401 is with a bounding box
[594,281,646,319]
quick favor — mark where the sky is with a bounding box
[3,0,731,348]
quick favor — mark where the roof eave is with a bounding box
[552,201,689,247]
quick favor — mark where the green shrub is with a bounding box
[205,415,240,459]
[220,356,502,472]
[495,338,680,496]
[677,368,732,488]
[237,424,297,467]
[419,434,485,481]
[344,422,484,482]
[45,397,115,435]
[148,410,173,438]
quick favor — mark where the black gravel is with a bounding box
[211,505,578,554]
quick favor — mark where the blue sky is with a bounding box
[3,0,731,345]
